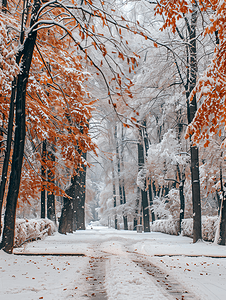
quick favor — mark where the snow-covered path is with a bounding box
[1,226,226,300]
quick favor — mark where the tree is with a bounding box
[0,12,20,234]
[153,0,204,242]
[185,1,226,244]
[1,0,42,253]
[1,0,143,251]
[137,125,150,232]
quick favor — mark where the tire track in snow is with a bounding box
[86,239,199,299]
[86,245,108,299]
[131,252,199,300]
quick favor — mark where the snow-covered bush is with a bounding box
[151,216,218,241]
[150,219,180,235]
[181,216,218,241]
[152,189,181,220]
[14,218,56,247]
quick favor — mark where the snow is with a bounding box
[150,216,219,241]
[1,226,226,299]
[14,218,56,247]
[105,255,168,300]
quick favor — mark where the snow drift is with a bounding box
[14,218,56,247]
[150,216,218,241]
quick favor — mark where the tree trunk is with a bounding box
[74,153,87,230]
[217,164,226,245]
[58,185,74,234]
[47,149,56,222]
[176,164,185,234]
[148,181,155,223]
[138,126,150,232]
[58,151,87,233]
[0,0,40,253]
[187,2,202,243]
[133,187,140,230]
[112,160,117,229]
[2,0,7,12]
[179,179,185,234]
[122,183,128,230]
[41,140,47,218]
[143,121,155,223]
[115,125,128,230]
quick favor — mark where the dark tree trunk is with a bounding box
[217,164,226,245]
[58,152,87,233]
[176,164,185,234]
[133,216,137,231]
[179,179,185,234]
[47,149,56,223]
[41,140,47,218]
[74,153,87,230]
[115,125,128,230]
[71,175,78,232]
[115,126,122,206]
[185,2,202,243]
[138,126,150,232]
[143,121,155,223]
[133,187,140,230]
[121,127,128,230]
[141,189,149,232]
[122,183,128,230]
[112,161,117,229]
[190,146,201,242]
[0,0,41,253]
[148,181,155,223]
[2,0,7,12]
[58,185,74,234]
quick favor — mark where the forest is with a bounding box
[0,0,225,254]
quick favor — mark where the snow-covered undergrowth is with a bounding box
[151,216,218,241]
[150,219,180,236]
[182,216,218,241]
[14,218,56,247]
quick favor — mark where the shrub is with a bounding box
[14,218,56,247]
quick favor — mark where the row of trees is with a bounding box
[0,0,225,253]
[94,0,226,244]
[0,0,140,253]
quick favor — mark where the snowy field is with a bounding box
[1,225,226,299]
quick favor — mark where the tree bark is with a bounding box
[143,120,155,223]
[115,125,128,230]
[179,179,185,234]
[2,0,7,12]
[58,151,87,233]
[138,126,150,232]
[217,164,226,245]
[122,183,128,230]
[187,2,202,243]
[0,0,41,253]
[112,160,117,229]
[41,140,47,218]
[47,149,56,223]
[148,181,155,223]
[58,185,74,234]
[74,153,87,230]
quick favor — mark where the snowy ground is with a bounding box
[1,226,226,300]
